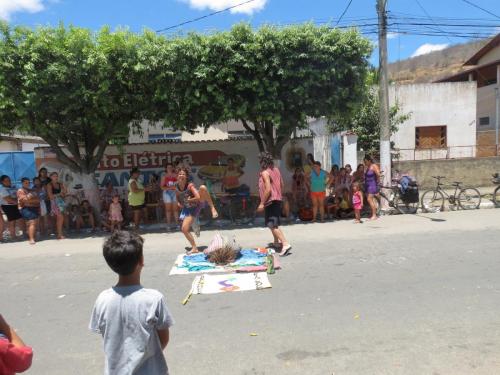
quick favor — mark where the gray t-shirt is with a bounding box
[89,285,174,375]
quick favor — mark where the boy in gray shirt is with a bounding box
[89,231,174,375]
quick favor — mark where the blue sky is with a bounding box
[2,0,499,64]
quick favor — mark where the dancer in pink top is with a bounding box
[257,152,292,256]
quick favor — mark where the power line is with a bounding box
[335,0,354,26]
[413,0,453,42]
[155,0,257,33]
[460,0,500,19]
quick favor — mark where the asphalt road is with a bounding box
[1,209,500,375]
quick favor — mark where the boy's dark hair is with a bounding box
[103,230,144,276]
[21,177,30,183]
[313,161,321,167]
[0,175,9,183]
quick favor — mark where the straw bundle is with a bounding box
[207,243,239,265]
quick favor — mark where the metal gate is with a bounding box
[0,151,36,186]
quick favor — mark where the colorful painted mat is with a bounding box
[190,272,272,295]
[169,249,280,275]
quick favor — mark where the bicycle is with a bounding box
[372,173,419,215]
[377,182,419,215]
[420,176,481,213]
[492,173,500,207]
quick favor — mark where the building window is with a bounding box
[148,133,181,143]
[415,126,447,149]
[479,117,490,126]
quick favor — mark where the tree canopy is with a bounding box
[0,21,373,180]
[147,24,373,157]
[0,23,148,176]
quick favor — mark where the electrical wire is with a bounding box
[335,0,354,26]
[156,0,258,33]
[460,0,500,20]
[413,0,453,42]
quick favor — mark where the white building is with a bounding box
[0,134,48,152]
[129,120,252,143]
[437,33,500,157]
[389,82,477,161]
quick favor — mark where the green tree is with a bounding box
[137,30,231,133]
[332,88,411,155]
[149,24,372,159]
[0,23,149,207]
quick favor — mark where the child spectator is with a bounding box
[108,195,123,231]
[89,231,174,374]
[66,204,82,232]
[80,200,96,232]
[336,187,353,218]
[100,207,111,232]
[352,182,363,223]
[0,314,33,375]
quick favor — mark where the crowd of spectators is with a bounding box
[0,154,380,244]
[0,168,108,244]
[282,154,380,223]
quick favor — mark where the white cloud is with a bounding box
[0,0,44,20]
[411,43,449,57]
[182,0,268,15]
[387,32,399,40]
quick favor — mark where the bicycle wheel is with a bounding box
[393,194,418,214]
[230,196,256,225]
[421,190,444,213]
[493,186,500,208]
[458,188,481,210]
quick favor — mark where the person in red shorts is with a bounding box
[309,161,329,222]
[0,314,33,375]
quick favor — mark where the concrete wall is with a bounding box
[309,118,331,171]
[0,140,19,151]
[129,120,246,143]
[0,139,48,152]
[394,157,500,189]
[479,47,500,66]
[343,134,358,168]
[389,82,477,160]
[477,84,498,130]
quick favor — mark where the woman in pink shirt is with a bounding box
[257,152,292,256]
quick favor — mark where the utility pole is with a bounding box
[496,64,499,155]
[377,0,391,208]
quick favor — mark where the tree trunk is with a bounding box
[76,173,101,224]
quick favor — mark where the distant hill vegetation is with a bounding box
[388,38,491,84]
